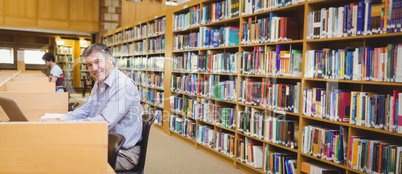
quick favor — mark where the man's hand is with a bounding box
[39,118,63,122]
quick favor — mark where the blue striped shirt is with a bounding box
[59,68,142,149]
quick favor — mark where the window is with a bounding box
[23,50,46,65]
[0,48,14,64]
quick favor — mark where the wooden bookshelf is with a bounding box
[104,0,402,173]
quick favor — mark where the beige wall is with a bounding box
[0,0,99,32]
[121,0,172,27]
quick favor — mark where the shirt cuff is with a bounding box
[58,114,74,122]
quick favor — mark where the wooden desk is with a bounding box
[0,122,110,174]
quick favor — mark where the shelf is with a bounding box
[301,115,402,137]
[197,119,236,133]
[147,52,165,55]
[300,153,350,171]
[306,32,402,43]
[198,72,238,75]
[146,102,164,109]
[173,25,200,34]
[171,71,198,74]
[240,74,302,79]
[170,130,196,144]
[241,40,303,47]
[197,142,236,161]
[237,131,298,153]
[201,16,240,27]
[172,49,199,53]
[199,45,239,51]
[235,160,264,174]
[240,2,306,18]
[147,33,165,39]
[238,103,300,116]
[304,78,402,86]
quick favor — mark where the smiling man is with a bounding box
[40,43,143,171]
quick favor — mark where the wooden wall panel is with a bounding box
[4,0,36,18]
[121,0,172,26]
[38,0,69,20]
[0,0,99,32]
[69,0,96,22]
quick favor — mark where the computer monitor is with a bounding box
[0,96,29,122]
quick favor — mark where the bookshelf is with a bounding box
[103,11,167,129]
[78,39,91,88]
[55,41,74,89]
[104,0,402,173]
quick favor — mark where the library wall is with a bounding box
[0,30,54,72]
[121,0,172,27]
[100,0,122,35]
[0,0,99,32]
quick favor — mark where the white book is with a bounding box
[253,146,263,168]
[338,7,344,37]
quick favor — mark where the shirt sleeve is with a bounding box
[69,81,139,131]
[58,94,94,121]
[51,66,63,78]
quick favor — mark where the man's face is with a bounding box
[85,52,114,82]
[43,60,51,67]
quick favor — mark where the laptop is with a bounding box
[0,96,29,121]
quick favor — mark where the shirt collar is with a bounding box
[102,67,118,87]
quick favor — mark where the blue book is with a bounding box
[344,5,350,36]
[211,29,219,47]
[366,2,372,34]
[357,1,365,36]
[228,26,239,46]
[205,29,210,47]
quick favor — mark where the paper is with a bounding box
[41,113,65,119]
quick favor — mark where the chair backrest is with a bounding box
[68,102,79,111]
[131,114,155,173]
[108,133,126,170]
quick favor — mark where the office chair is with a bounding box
[82,76,94,97]
[108,133,126,170]
[68,102,79,111]
[115,114,155,174]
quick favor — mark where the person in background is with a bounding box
[40,43,142,171]
[42,52,64,92]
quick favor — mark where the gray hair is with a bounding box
[82,43,113,59]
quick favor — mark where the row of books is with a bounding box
[147,36,165,53]
[200,0,240,25]
[154,109,163,126]
[169,96,197,118]
[126,56,164,70]
[109,24,147,45]
[147,73,164,89]
[132,71,147,86]
[56,45,73,54]
[172,52,239,74]
[194,100,236,129]
[199,26,239,48]
[301,162,340,174]
[304,44,402,82]
[241,15,298,44]
[173,5,201,31]
[237,137,263,168]
[171,74,200,94]
[173,32,199,51]
[141,103,153,115]
[349,136,402,173]
[214,130,235,158]
[264,147,297,174]
[148,17,166,36]
[239,80,301,113]
[146,90,164,106]
[139,86,146,101]
[304,88,402,134]
[237,107,299,149]
[301,125,347,166]
[56,55,73,62]
[197,125,214,147]
[111,41,146,56]
[241,0,305,15]
[241,46,302,77]
[169,115,196,140]
[307,1,402,40]
[172,52,198,72]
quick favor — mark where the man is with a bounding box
[40,43,143,171]
[42,53,64,92]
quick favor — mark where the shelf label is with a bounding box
[183,5,188,9]
[155,16,158,19]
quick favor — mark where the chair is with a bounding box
[68,102,79,111]
[113,114,155,174]
[82,76,94,97]
[108,133,126,170]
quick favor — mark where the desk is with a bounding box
[107,164,116,174]
[0,122,110,174]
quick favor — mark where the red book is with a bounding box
[393,90,400,132]
[279,17,299,41]
[339,92,351,122]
